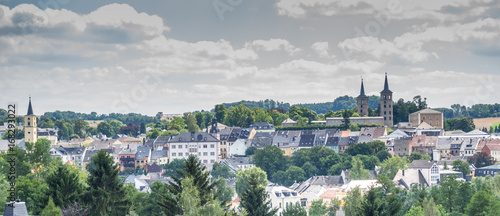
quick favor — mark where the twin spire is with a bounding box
[358,73,392,97]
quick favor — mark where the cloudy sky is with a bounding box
[1,0,499,115]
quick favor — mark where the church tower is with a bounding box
[380,73,394,127]
[24,97,37,143]
[357,79,369,117]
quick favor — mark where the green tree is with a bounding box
[178,177,227,216]
[235,167,268,197]
[327,198,341,216]
[357,188,384,216]
[163,158,185,178]
[185,113,200,132]
[97,121,114,137]
[468,152,496,168]
[214,104,227,123]
[378,155,409,179]
[310,199,328,216]
[444,116,475,132]
[451,160,471,177]
[239,171,277,216]
[140,122,146,134]
[40,197,62,216]
[349,157,370,180]
[16,174,49,215]
[83,150,129,216]
[343,187,362,216]
[211,162,236,179]
[45,164,84,208]
[341,109,351,129]
[224,104,254,127]
[465,190,500,216]
[167,155,222,212]
[283,202,307,216]
[405,206,424,216]
[26,138,52,168]
[302,162,318,178]
[284,166,307,186]
[245,146,257,156]
[73,119,87,138]
[214,177,234,205]
[253,145,290,178]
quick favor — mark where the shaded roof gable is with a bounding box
[408,160,436,169]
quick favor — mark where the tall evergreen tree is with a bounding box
[46,164,84,208]
[240,172,277,216]
[83,150,130,216]
[40,197,63,216]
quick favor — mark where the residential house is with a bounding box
[338,136,359,153]
[249,122,275,132]
[119,148,137,171]
[325,137,340,153]
[359,127,387,139]
[393,137,411,157]
[482,143,500,162]
[218,128,232,159]
[228,139,247,157]
[135,146,151,169]
[145,163,163,176]
[220,157,254,172]
[298,134,315,150]
[475,164,500,177]
[409,109,444,129]
[250,132,274,148]
[266,185,302,215]
[168,132,219,168]
[411,135,438,156]
[150,149,169,165]
[153,136,170,151]
[281,118,297,127]
[88,139,121,151]
[37,128,58,145]
[408,160,440,185]
[325,117,384,126]
[49,146,86,168]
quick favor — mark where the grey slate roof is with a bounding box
[325,137,340,147]
[169,132,218,143]
[249,122,274,130]
[299,134,316,147]
[54,146,85,156]
[151,149,168,160]
[408,160,435,169]
[4,201,29,216]
[228,128,242,142]
[135,146,151,160]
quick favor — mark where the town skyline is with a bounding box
[1,1,499,115]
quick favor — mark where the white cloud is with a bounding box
[311,41,334,58]
[245,38,301,55]
[338,18,500,63]
[275,0,497,21]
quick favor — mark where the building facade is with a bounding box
[168,132,219,169]
[380,73,394,127]
[357,79,369,117]
[409,109,444,129]
[24,97,37,143]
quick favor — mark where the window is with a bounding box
[384,111,386,114]
[172,145,176,149]
[210,144,215,148]
[423,116,426,120]
[185,145,188,149]
[203,145,207,148]
[431,165,439,174]
[203,152,208,156]
[431,175,439,182]
[211,160,215,163]
[203,160,207,163]
[436,121,439,126]
[179,153,183,156]
[384,105,386,108]
[211,152,215,156]
[430,116,432,120]
[172,153,176,156]
[436,116,439,120]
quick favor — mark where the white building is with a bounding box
[228,139,247,157]
[49,146,86,168]
[168,132,219,169]
[266,185,302,216]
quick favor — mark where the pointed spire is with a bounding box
[27,96,34,115]
[358,78,367,98]
[381,72,392,93]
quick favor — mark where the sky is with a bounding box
[0,0,499,116]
